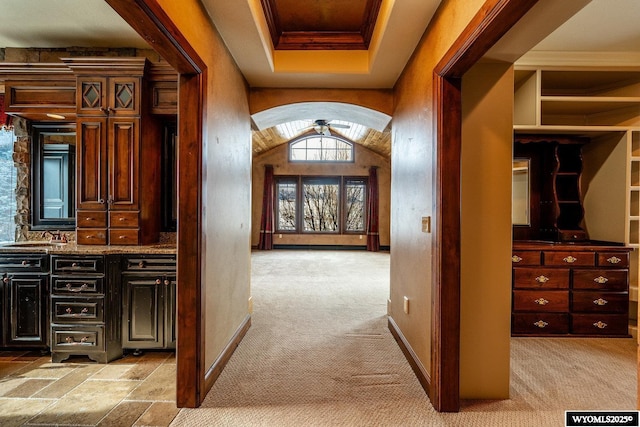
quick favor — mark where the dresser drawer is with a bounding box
[571,291,628,314]
[544,251,595,266]
[513,268,569,289]
[513,290,568,312]
[597,252,629,268]
[76,211,107,228]
[51,256,104,274]
[572,269,628,291]
[51,277,103,295]
[571,314,629,336]
[511,251,541,266]
[76,229,107,245]
[0,255,48,272]
[109,211,139,228]
[109,229,139,245]
[51,325,104,352]
[512,313,569,335]
[52,297,104,323]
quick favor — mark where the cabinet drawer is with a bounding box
[570,314,629,336]
[76,211,107,228]
[571,291,628,313]
[51,256,104,274]
[51,326,104,351]
[52,297,104,323]
[511,251,541,266]
[513,268,569,289]
[543,251,595,266]
[0,255,48,272]
[572,269,628,291]
[109,211,139,228]
[513,290,568,312]
[597,252,629,268]
[109,229,139,245]
[76,229,107,245]
[121,255,177,272]
[512,313,569,335]
[51,277,103,295]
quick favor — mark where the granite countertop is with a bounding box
[0,241,176,255]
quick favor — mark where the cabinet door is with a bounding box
[122,276,162,348]
[164,276,176,349]
[108,77,140,116]
[76,117,108,211]
[6,275,48,347]
[77,77,107,115]
[108,118,139,210]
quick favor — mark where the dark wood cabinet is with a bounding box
[0,254,49,349]
[512,242,631,337]
[65,58,161,245]
[49,255,122,363]
[121,254,176,352]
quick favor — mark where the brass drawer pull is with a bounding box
[593,276,608,284]
[563,256,577,263]
[606,256,622,264]
[512,255,522,263]
[593,298,608,306]
[533,320,548,328]
[593,321,607,329]
[534,298,549,305]
[535,275,549,284]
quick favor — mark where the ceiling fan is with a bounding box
[305,119,350,136]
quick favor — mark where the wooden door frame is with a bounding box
[107,0,539,411]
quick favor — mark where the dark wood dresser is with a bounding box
[512,241,632,337]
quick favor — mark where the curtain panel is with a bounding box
[366,166,380,252]
[258,164,275,250]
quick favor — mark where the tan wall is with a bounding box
[460,62,513,398]
[155,0,252,369]
[390,0,485,382]
[252,142,390,248]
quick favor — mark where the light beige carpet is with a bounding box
[171,250,637,426]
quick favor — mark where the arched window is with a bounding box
[289,135,354,162]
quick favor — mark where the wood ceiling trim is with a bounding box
[260,0,383,50]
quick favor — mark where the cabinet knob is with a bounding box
[593,298,608,306]
[155,278,162,285]
[534,275,549,284]
[592,321,608,329]
[21,260,29,266]
[164,279,171,286]
[99,199,105,204]
[2,277,9,283]
[533,298,549,306]
[138,261,146,268]
[512,255,522,263]
[593,276,609,284]
[606,256,622,265]
[71,262,78,268]
[562,255,577,263]
[533,320,548,328]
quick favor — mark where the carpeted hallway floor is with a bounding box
[171,250,637,427]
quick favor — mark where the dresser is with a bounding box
[512,241,632,337]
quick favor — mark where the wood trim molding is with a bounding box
[204,315,252,392]
[430,0,540,412]
[388,316,431,393]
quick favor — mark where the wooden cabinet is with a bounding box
[121,254,176,352]
[512,242,631,337]
[49,254,122,363]
[0,254,49,349]
[65,58,161,245]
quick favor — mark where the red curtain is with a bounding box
[0,94,7,127]
[258,165,275,250]
[366,166,380,252]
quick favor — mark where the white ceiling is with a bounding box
[0,1,639,89]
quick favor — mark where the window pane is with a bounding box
[277,182,297,231]
[303,180,339,232]
[290,148,307,161]
[0,129,16,242]
[289,136,353,163]
[345,180,366,232]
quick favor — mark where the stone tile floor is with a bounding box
[0,350,178,427]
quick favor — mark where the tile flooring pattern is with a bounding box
[0,350,178,427]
